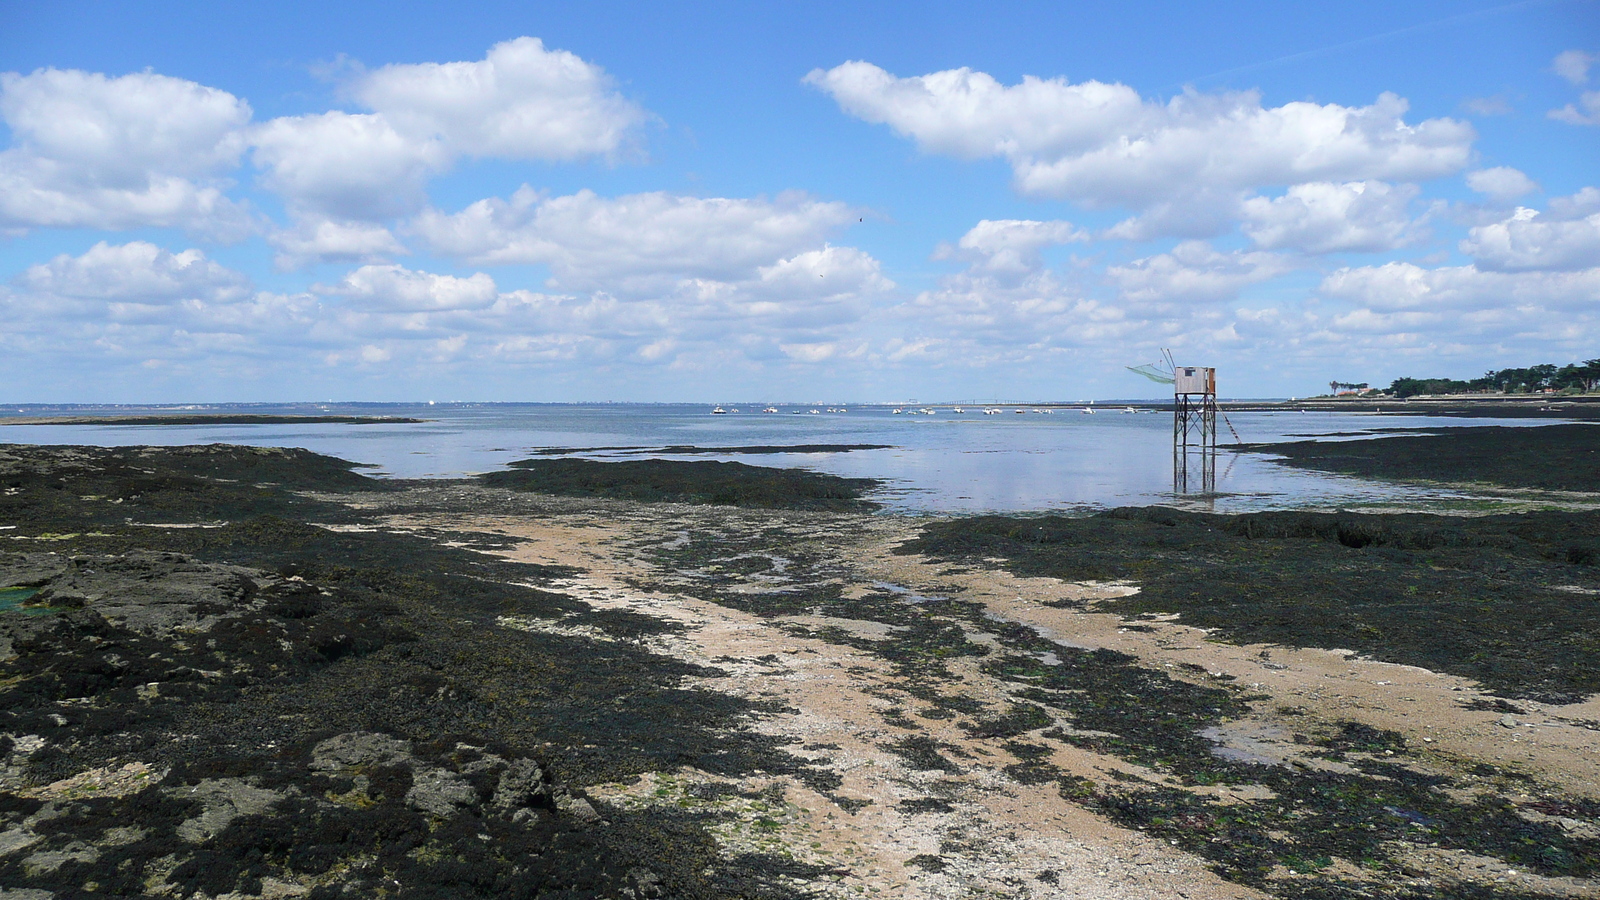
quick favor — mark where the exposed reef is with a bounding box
[1235,422,1600,493]
[482,457,882,511]
[0,444,833,898]
[525,443,893,456]
[898,506,1600,702]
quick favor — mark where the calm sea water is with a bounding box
[0,403,1569,515]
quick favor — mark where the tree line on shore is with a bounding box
[1383,359,1600,398]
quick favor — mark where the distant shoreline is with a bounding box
[2,397,1596,425]
[1053,396,1600,420]
[0,414,427,426]
[1228,395,1600,419]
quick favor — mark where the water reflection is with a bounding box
[1173,442,1216,498]
[0,403,1574,515]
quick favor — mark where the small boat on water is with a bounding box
[763,407,778,413]
[892,408,903,414]
[711,406,727,415]
[952,407,965,413]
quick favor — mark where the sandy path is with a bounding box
[368,496,1600,899]
[378,506,1262,899]
[860,541,1600,801]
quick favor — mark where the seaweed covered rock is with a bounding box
[0,728,653,899]
[0,444,826,899]
[482,457,881,511]
[0,544,687,899]
[0,549,402,740]
[1236,422,1600,493]
[900,506,1600,702]
[0,442,390,528]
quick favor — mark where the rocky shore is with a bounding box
[0,434,1597,899]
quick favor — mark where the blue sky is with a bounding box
[0,0,1595,402]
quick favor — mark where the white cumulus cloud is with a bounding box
[267,216,408,270]
[1549,92,1600,125]
[250,112,449,220]
[1465,167,1540,202]
[904,257,1150,372]
[296,241,893,372]
[1108,241,1295,303]
[731,244,895,330]
[0,38,652,246]
[17,241,250,306]
[1,241,321,371]
[248,38,649,228]
[1554,50,1596,85]
[1459,190,1600,272]
[805,62,1146,161]
[411,187,858,292]
[0,68,254,236]
[0,69,248,179]
[352,36,648,161]
[1321,261,1600,311]
[1240,181,1423,253]
[316,264,499,312]
[933,219,1088,274]
[1549,49,1600,124]
[807,61,1474,226]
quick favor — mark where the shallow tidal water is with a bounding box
[0,402,1571,514]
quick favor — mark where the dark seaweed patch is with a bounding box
[899,507,1600,702]
[483,457,881,511]
[527,443,893,456]
[1083,760,1600,893]
[0,444,832,899]
[905,854,946,871]
[891,505,1600,896]
[633,530,993,679]
[1320,721,1407,757]
[1002,742,1062,785]
[1235,423,1600,493]
[981,651,1243,774]
[964,702,1054,739]
[884,736,961,773]
[0,443,390,528]
[983,647,1600,895]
